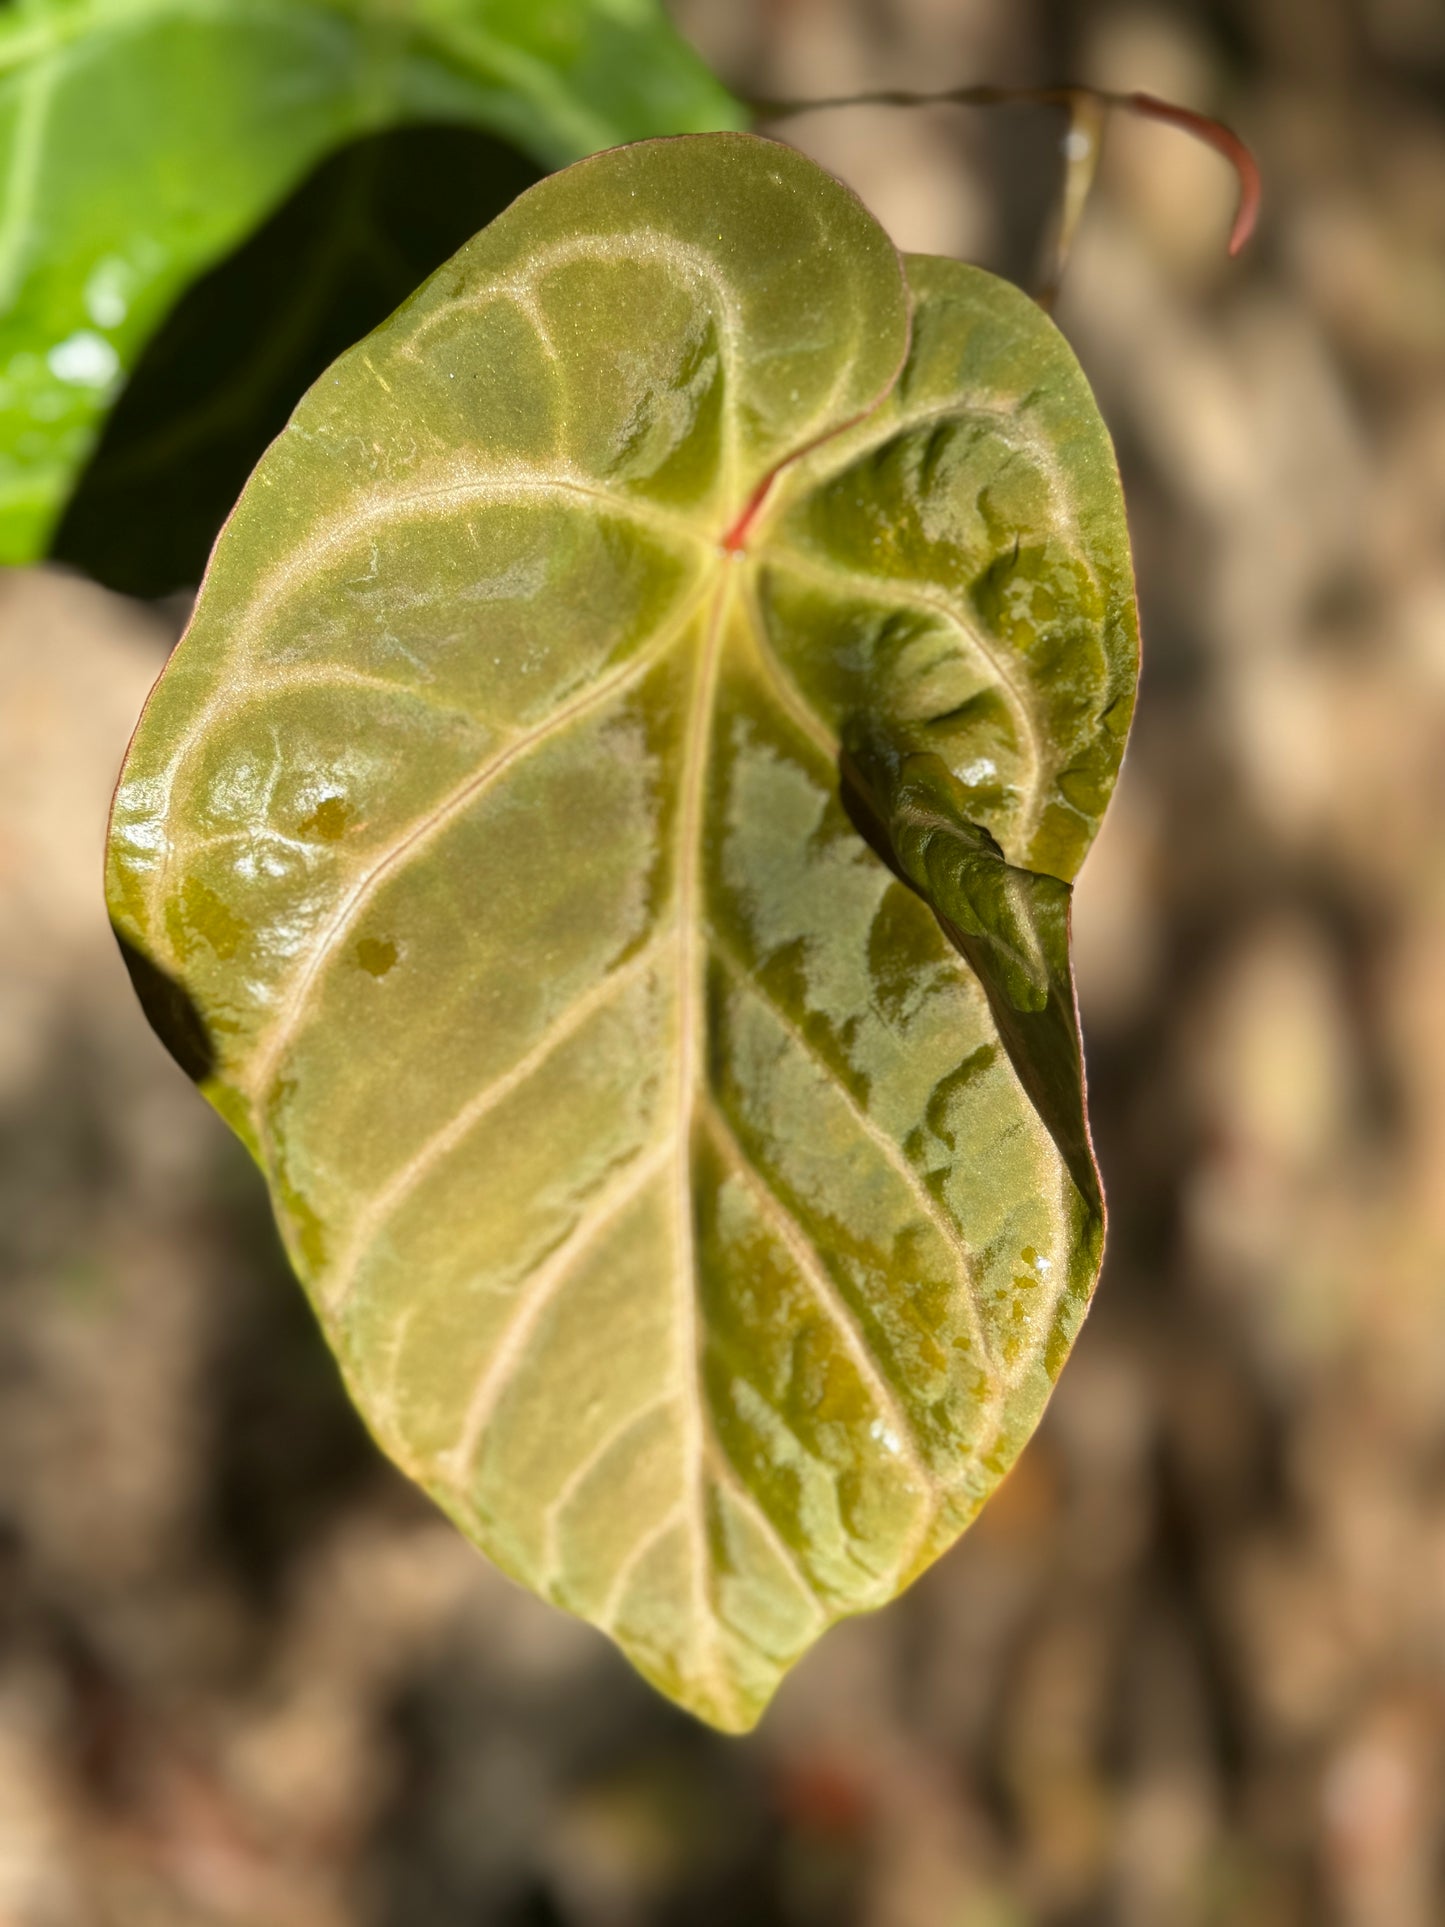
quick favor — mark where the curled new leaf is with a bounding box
[107,133,1138,1730]
[843,727,1100,1218]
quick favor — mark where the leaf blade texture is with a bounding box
[107,132,1138,1730]
[0,0,744,561]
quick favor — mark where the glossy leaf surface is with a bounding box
[107,133,1138,1730]
[0,0,742,562]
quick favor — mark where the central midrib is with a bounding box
[667,559,734,1706]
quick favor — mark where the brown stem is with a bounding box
[749,82,1261,280]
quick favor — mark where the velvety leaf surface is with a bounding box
[0,0,742,562]
[107,133,1138,1730]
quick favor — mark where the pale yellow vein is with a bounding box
[701,1433,828,1624]
[146,465,710,845]
[600,1504,685,1634]
[239,576,715,1126]
[540,1392,674,1591]
[700,1090,940,1535]
[735,564,838,763]
[707,932,997,1375]
[321,936,668,1313]
[668,572,732,1706]
[443,1138,673,1487]
[758,542,1046,851]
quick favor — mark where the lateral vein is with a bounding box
[756,543,1045,849]
[445,1138,672,1486]
[708,932,996,1372]
[699,1090,940,1519]
[701,1433,828,1623]
[241,576,715,1125]
[321,936,668,1313]
[540,1393,674,1589]
[601,1505,685,1631]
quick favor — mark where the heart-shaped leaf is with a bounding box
[107,132,1137,1730]
[0,0,742,563]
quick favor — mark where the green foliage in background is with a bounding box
[0,0,744,562]
[50,123,547,598]
[107,135,1137,1729]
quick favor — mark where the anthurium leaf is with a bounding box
[0,0,742,563]
[106,132,1138,1731]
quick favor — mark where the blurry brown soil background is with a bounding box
[3,1,1445,1922]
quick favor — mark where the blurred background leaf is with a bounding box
[0,0,744,569]
[51,123,543,597]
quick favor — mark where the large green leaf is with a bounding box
[107,133,1138,1730]
[0,0,742,562]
